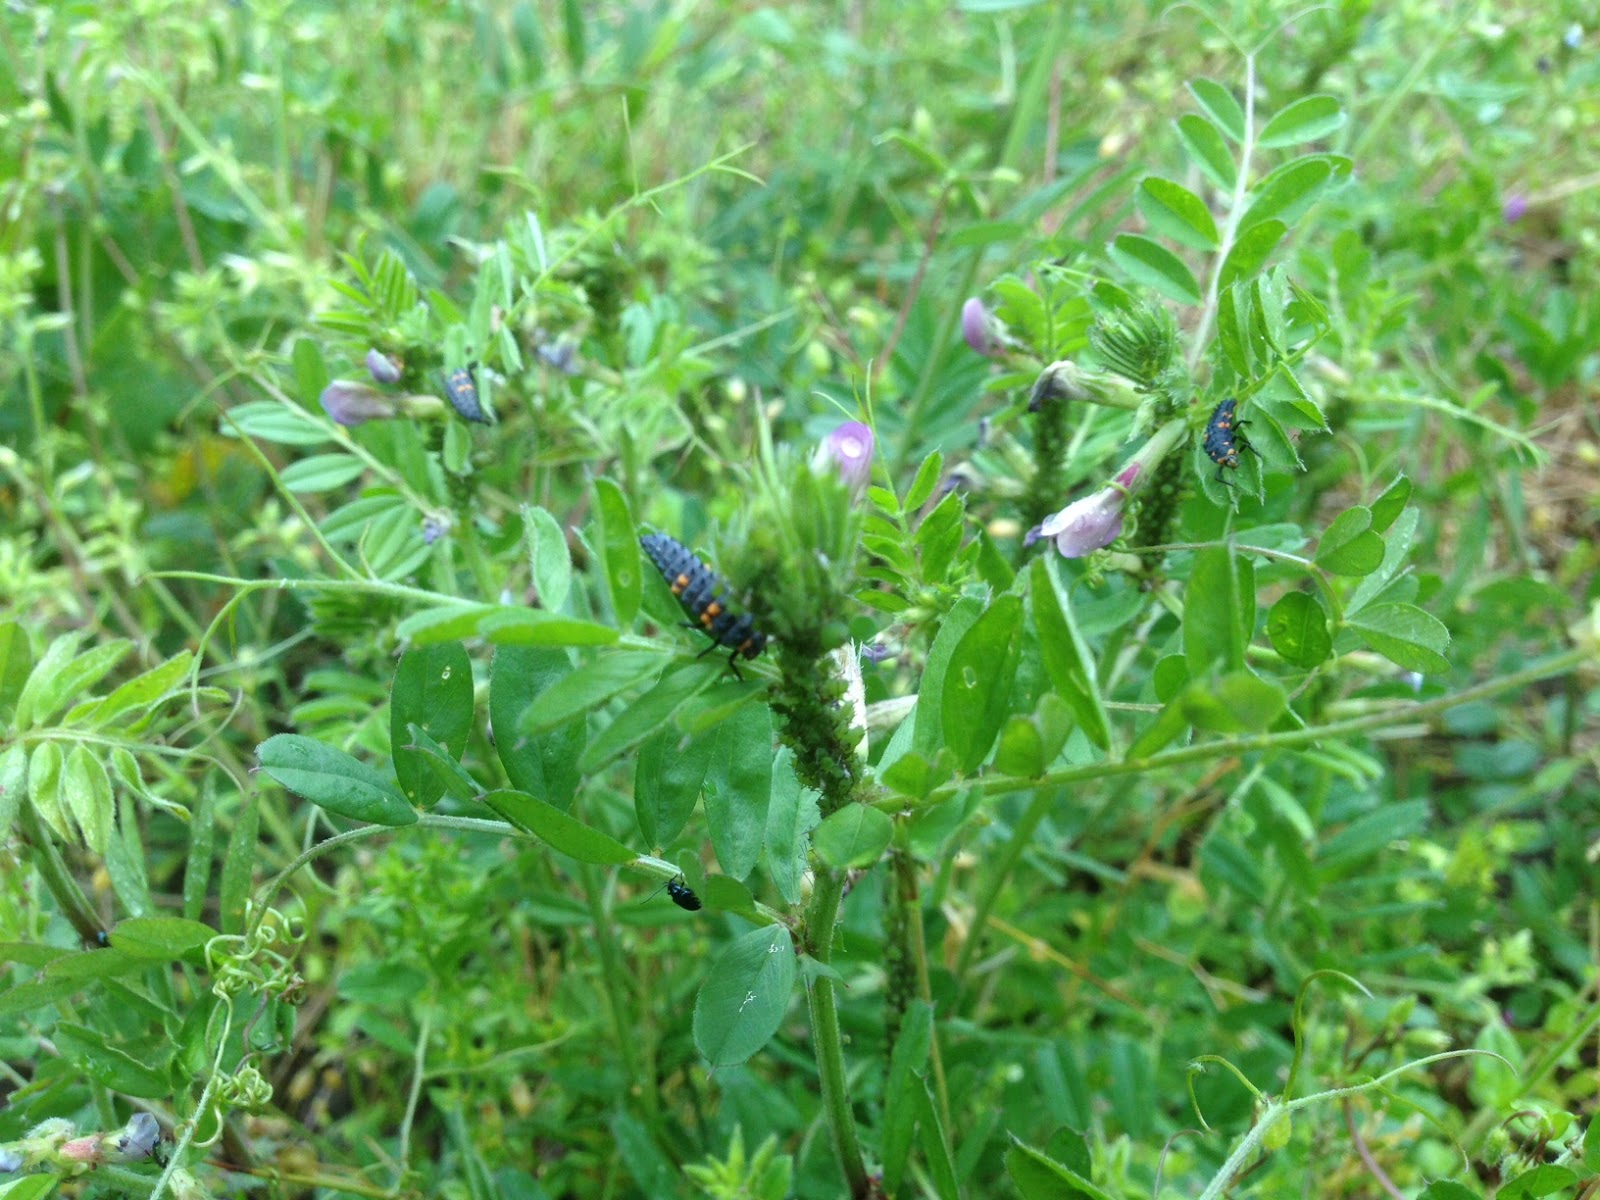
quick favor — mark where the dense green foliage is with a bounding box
[2,4,1598,1199]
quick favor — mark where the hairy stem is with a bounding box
[805,867,869,1197]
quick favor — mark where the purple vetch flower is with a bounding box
[817,420,875,492]
[537,338,580,375]
[365,348,403,384]
[421,516,450,545]
[112,1113,161,1162]
[319,380,400,426]
[1502,193,1528,223]
[1032,486,1127,558]
[960,297,999,357]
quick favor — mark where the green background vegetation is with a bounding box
[1,2,1597,1198]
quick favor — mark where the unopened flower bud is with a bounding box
[365,348,402,384]
[960,297,999,357]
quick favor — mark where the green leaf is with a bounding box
[476,608,621,648]
[0,1172,60,1200]
[1028,559,1111,750]
[1259,94,1346,148]
[913,598,982,756]
[279,452,366,492]
[1345,603,1451,674]
[1126,697,1190,760]
[393,602,496,644]
[1175,113,1236,191]
[0,975,90,1022]
[1109,233,1201,305]
[975,529,1015,592]
[110,917,217,961]
[62,746,113,856]
[479,789,636,864]
[881,1000,933,1196]
[1239,157,1334,234]
[1348,507,1420,616]
[1266,592,1332,668]
[1315,506,1385,576]
[1497,1165,1577,1199]
[405,723,482,805]
[1187,78,1245,142]
[1368,473,1412,534]
[491,646,584,811]
[80,650,194,727]
[27,741,70,840]
[1216,285,1250,375]
[1417,1183,1482,1200]
[16,634,130,729]
[994,713,1046,778]
[1005,1135,1113,1200]
[1318,799,1429,869]
[692,925,798,1066]
[0,744,24,840]
[518,651,663,734]
[904,450,944,512]
[1584,1112,1600,1170]
[1201,833,1267,903]
[1184,546,1252,675]
[391,642,474,808]
[610,1111,679,1197]
[257,734,416,826]
[763,748,819,905]
[223,399,331,445]
[1181,672,1286,732]
[53,1022,171,1098]
[704,704,772,880]
[291,334,328,406]
[219,797,259,934]
[593,476,641,627]
[525,504,573,610]
[577,663,722,774]
[941,593,1024,772]
[635,729,714,846]
[1137,177,1219,249]
[1219,219,1287,286]
[915,1078,960,1200]
[812,804,893,870]
[0,620,35,722]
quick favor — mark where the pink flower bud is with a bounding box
[961,297,999,357]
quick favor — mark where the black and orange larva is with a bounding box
[640,532,767,678]
[1202,399,1258,487]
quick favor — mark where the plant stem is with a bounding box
[580,863,653,1119]
[898,859,951,1130]
[921,647,1589,807]
[804,866,869,1198]
[15,798,103,944]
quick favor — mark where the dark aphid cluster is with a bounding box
[666,876,702,911]
[1202,399,1258,486]
[640,532,768,678]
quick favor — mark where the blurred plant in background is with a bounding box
[2,3,1598,1199]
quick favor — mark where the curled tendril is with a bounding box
[218,1064,273,1111]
